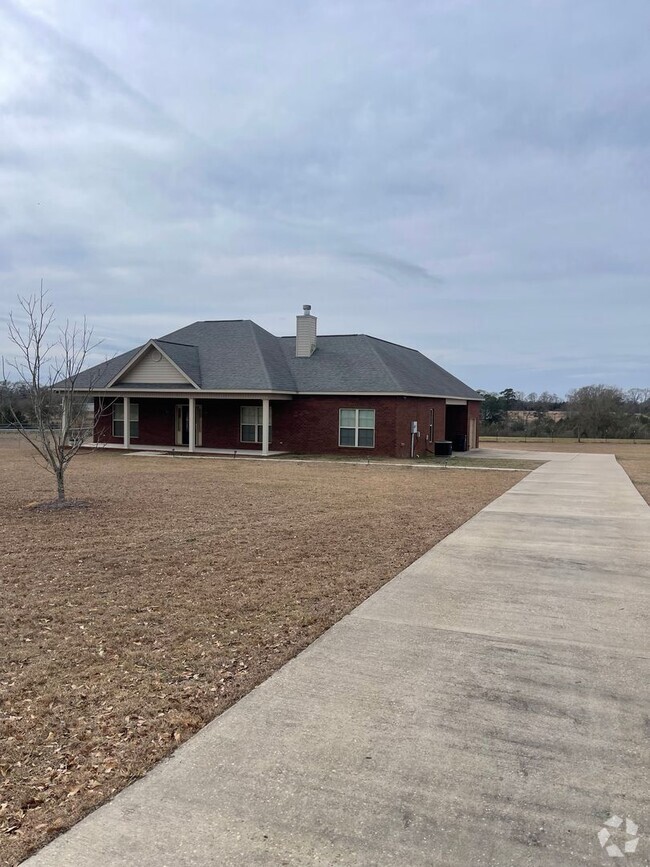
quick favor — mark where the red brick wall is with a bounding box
[394,397,447,457]
[202,400,291,451]
[95,397,175,446]
[273,395,448,458]
[272,395,394,456]
[140,399,175,445]
[202,401,259,450]
[95,395,479,456]
[95,397,126,445]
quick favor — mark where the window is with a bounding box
[339,408,375,448]
[240,405,272,443]
[112,401,139,438]
[428,409,434,442]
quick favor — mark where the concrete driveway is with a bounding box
[26,453,650,866]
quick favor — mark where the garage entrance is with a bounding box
[445,401,469,451]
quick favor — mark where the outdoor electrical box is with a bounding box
[410,421,418,435]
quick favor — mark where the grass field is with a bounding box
[481,441,650,504]
[275,452,542,470]
[416,454,542,470]
[0,436,526,865]
[482,436,650,444]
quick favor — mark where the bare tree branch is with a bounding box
[3,285,102,502]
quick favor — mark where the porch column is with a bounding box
[123,396,130,449]
[188,397,196,453]
[261,398,270,456]
[61,396,68,439]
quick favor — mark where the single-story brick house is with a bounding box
[73,306,482,458]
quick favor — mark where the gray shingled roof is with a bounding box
[160,321,297,391]
[68,320,480,399]
[279,335,479,398]
[71,347,141,389]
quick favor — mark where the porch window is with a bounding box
[339,408,375,448]
[240,405,272,443]
[112,401,139,438]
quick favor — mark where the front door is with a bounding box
[175,404,202,446]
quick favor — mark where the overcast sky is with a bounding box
[1,0,648,395]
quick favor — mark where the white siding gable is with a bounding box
[118,346,189,384]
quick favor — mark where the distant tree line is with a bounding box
[0,380,32,426]
[478,385,650,440]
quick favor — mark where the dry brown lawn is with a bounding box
[481,441,650,504]
[0,437,525,866]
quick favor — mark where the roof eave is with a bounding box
[76,387,481,400]
[295,391,483,400]
[82,387,297,396]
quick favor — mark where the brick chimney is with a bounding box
[295,304,317,357]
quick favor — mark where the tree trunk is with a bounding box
[56,469,65,502]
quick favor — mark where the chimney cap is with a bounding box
[302,304,312,315]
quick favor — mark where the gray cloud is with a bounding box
[1,0,649,394]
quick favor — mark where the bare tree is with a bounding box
[3,285,100,502]
[627,388,650,413]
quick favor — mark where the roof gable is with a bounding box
[109,340,199,388]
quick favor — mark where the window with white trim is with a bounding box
[339,408,375,448]
[112,401,139,438]
[240,405,272,443]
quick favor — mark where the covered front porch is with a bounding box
[93,392,292,457]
